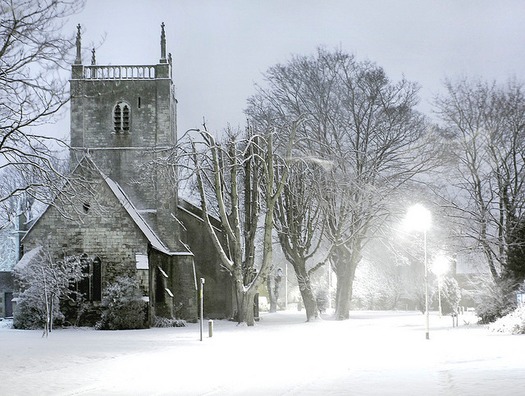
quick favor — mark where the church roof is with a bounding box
[13,246,43,272]
[103,175,170,254]
[102,172,190,256]
[23,156,192,257]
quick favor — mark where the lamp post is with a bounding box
[404,204,432,340]
[199,277,205,341]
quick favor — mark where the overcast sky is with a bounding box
[67,0,525,136]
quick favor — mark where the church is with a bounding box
[18,24,233,326]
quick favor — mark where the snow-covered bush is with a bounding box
[438,277,461,315]
[0,318,13,329]
[489,305,525,334]
[471,276,517,324]
[13,247,83,332]
[153,316,186,328]
[96,276,147,330]
[13,288,64,329]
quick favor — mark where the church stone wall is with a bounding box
[178,202,234,319]
[23,169,149,288]
[148,250,198,323]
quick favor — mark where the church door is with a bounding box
[4,292,13,317]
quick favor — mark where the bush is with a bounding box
[13,248,83,332]
[13,288,64,330]
[96,276,147,330]
[439,277,461,315]
[471,276,517,324]
[153,316,186,328]
[489,305,525,334]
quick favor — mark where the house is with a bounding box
[18,24,233,326]
[0,271,14,318]
[0,217,22,318]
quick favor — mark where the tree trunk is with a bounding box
[291,262,319,321]
[267,276,277,313]
[334,270,352,320]
[236,288,257,326]
[333,245,359,320]
[267,269,283,313]
[335,264,360,320]
[300,285,318,322]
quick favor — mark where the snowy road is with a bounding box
[1,311,524,395]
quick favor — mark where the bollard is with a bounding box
[451,313,458,328]
[208,319,213,338]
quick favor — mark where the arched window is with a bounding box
[78,255,102,302]
[92,257,102,301]
[113,101,130,133]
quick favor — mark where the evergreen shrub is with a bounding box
[96,276,147,330]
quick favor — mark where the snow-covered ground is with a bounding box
[1,310,524,395]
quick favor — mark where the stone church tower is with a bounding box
[69,23,180,250]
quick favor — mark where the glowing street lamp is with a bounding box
[433,255,450,317]
[404,204,432,340]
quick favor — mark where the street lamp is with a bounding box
[404,204,432,340]
[432,255,450,317]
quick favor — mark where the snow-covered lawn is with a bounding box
[1,311,524,395]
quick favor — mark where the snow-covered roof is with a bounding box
[102,176,194,256]
[14,246,43,272]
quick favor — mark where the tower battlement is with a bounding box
[79,65,158,80]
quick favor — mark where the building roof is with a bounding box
[103,175,171,255]
[23,156,192,257]
[13,246,43,272]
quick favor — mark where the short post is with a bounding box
[199,278,205,341]
[451,311,458,328]
[208,319,213,338]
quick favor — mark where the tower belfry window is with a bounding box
[122,105,130,131]
[113,101,131,133]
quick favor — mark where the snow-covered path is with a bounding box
[1,311,524,395]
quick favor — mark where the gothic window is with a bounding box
[78,255,102,302]
[92,257,102,301]
[113,101,131,133]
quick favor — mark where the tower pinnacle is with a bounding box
[75,24,82,65]
[160,22,167,63]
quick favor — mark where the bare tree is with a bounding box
[184,124,294,326]
[0,0,84,222]
[0,151,70,227]
[14,247,84,335]
[435,78,525,284]
[272,160,328,321]
[247,48,432,319]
